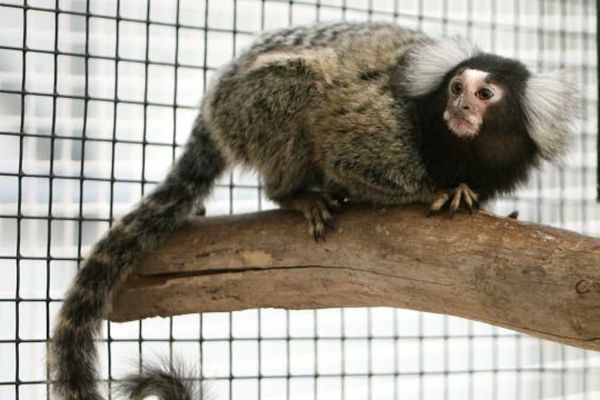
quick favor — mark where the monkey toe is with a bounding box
[460,183,479,209]
[449,191,462,218]
[317,201,335,229]
[449,183,479,217]
[427,192,450,217]
[429,184,479,218]
[280,192,339,241]
[306,219,321,242]
[310,205,327,242]
[461,184,479,214]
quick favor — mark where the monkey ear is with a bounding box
[403,36,480,97]
[523,71,579,161]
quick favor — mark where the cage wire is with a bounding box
[0,0,598,399]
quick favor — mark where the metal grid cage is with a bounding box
[0,0,598,399]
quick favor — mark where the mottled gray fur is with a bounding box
[203,22,436,205]
[49,21,575,399]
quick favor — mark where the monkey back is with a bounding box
[201,22,435,204]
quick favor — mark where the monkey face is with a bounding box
[443,68,504,138]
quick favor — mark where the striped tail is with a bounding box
[49,116,226,400]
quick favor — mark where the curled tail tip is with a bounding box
[117,360,209,400]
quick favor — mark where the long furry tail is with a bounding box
[49,116,226,400]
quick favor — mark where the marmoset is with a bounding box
[50,22,576,399]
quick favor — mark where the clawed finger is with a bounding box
[321,208,335,229]
[429,184,479,218]
[427,192,450,217]
[449,190,462,218]
[311,204,326,242]
[292,195,339,242]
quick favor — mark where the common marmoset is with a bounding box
[50,22,577,399]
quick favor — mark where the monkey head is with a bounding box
[439,53,532,149]
[403,37,578,163]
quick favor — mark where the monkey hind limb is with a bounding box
[49,116,226,400]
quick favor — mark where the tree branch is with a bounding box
[108,205,600,351]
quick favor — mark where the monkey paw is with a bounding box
[427,183,479,218]
[281,192,341,242]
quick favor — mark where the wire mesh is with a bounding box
[0,0,598,399]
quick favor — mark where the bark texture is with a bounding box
[109,205,600,351]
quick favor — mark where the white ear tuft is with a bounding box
[404,36,480,97]
[523,71,578,161]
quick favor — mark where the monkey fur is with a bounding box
[49,22,577,399]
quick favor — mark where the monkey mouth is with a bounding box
[444,114,480,138]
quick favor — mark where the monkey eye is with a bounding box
[477,87,494,100]
[450,81,463,95]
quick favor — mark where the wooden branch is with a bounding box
[109,205,600,352]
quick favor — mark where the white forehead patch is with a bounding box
[462,69,489,83]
